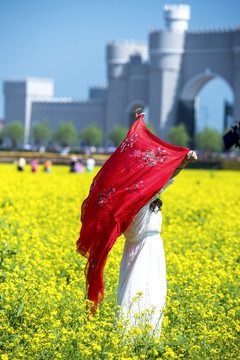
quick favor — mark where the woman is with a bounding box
[77,109,197,322]
[116,110,197,331]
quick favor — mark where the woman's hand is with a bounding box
[186,150,198,163]
[181,150,198,167]
[134,108,146,120]
[171,150,198,179]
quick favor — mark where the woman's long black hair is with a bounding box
[149,198,162,213]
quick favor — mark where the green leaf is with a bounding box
[17,301,24,317]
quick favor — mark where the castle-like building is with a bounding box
[4,4,240,144]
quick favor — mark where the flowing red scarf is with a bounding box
[77,115,189,311]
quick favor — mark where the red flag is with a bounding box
[77,115,189,310]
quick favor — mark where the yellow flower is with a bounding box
[1,355,9,360]
[0,165,239,359]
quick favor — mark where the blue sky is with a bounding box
[0,0,239,132]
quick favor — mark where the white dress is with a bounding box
[116,178,174,331]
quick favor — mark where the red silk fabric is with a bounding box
[76,115,189,310]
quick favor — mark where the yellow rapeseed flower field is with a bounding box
[0,164,239,359]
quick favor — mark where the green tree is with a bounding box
[80,122,103,147]
[195,127,223,152]
[109,126,128,147]
[32,120,51,145]
[53,122,78,147]
[168,123,190,147]
[5,121,24,148]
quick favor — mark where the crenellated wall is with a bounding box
[31,98,105,132]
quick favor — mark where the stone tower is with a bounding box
[4,78,53,144]
[104,5,192,139]
[148,4,190,139]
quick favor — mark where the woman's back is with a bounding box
[124,202,162,244]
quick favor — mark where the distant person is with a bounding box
[75,159,84,174]
[31,159,39,173]
[17,157,26,171]
[86,157,95,173]
[44,160,52,173]
[70,155,78,173]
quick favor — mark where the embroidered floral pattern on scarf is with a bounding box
[125,181,144,193]
[141,147,168,167]
[120,134,139,152]
[98,187,116,208]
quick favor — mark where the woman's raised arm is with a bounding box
[170,150,198,179]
